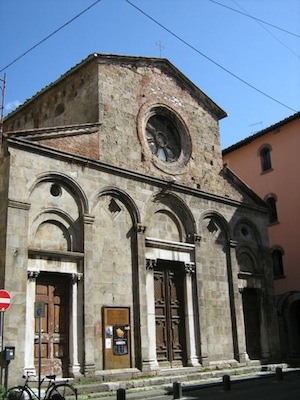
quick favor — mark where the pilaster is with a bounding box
[143,258,159,370]
[184,262,200,366]
[82,214,96,375]
[229,239,248,363]
[194,234,209,366]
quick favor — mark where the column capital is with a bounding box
[146,259,157,270]
[229,239,238,248]
[27,271,39,279]
[72,273,83,282]
[136,223,147,234]
[194,234,202,243]
[83,214,95,225]
[185,263,196,275]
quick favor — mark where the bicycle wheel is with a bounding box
[47,383,77,400]
[6,386,32,400]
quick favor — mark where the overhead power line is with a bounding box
[1,0,297,113]
[231,0,300,60]
[210,0,300,39]
[0,0,103,74]
[125,0,297,113]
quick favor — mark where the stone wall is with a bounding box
[4,60,99,131]
[4,56,236,197]
[1,55,280,379]
[2,142,278,377]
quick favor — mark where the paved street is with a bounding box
[174,371,300,400]
[104,370,300,400]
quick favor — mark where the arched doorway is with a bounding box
[288,299,300,358]
[242,288,261,359]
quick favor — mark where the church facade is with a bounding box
[1,54,279,380]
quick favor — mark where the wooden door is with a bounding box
[154,261,186,366]
[35,273,70,376]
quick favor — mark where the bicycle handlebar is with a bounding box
[22,373,57,382]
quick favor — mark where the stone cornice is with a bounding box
[5,122,102,141]
[146,237,195,253]
[28,248,84,261]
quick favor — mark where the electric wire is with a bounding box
[1,0,297,113]
[0,0,103,74]
[125,0,297,113]
[210,0,300,39]
[230,0,300,60]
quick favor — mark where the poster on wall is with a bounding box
[113,325,129,355]
[105,326,113,349]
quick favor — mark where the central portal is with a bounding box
[154,260,186,367]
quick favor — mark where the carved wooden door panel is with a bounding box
[154,262,186,366]
[35,273,70,376]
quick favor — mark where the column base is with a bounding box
[239,352,250,364]
[142,359,160,372]
[69,364,82,377]
[83,363,96,376]
[187,356,200,367]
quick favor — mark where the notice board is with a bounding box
[102,306,131,370]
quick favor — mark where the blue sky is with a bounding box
[1,0,299,149]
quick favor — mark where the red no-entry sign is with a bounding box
[0,290,11,312]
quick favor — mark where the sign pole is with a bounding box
[0,290,12,387]
[35,302,45,400]
[0,311,3,386]
[38,315,42,400]
[0,311,3,352]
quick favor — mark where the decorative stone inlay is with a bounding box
[108,198,122,219]
[207,219,219,235]
[146,259,157,270]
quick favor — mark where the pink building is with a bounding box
[223,112,300,363]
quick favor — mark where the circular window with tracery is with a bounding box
[146,114,181,162]
[140,105,191,174]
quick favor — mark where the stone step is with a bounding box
[74,363,292,399]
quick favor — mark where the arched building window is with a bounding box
[265,195,278,224]
[272,247,284,278]
[258,145,272,172]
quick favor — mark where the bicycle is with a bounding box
[5,372,77,400]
